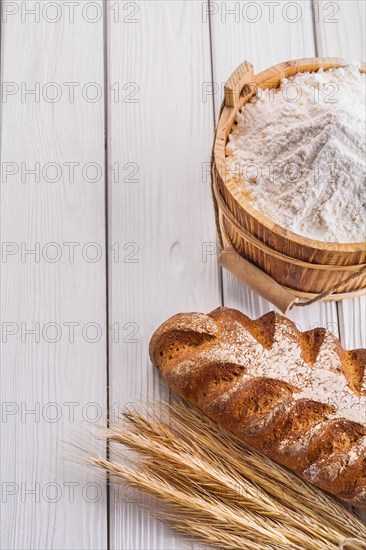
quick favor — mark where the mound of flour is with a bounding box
[226,64,366,242]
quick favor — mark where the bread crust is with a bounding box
[149,307,366,508]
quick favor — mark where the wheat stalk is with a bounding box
[167,402,364,537]
[92,400,366,550]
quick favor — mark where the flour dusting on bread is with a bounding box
[149,307,366,507]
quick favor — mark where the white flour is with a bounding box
[172,312,366,427]
[226,64,366,243]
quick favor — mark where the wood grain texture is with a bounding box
[209,0,340,334]
[314,0,366,524]
[107,1,220,548]
[314,0,366,59]
[0,2,108,548]
[1,0,364,546]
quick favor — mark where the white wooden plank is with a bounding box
[107,1,221,548]
[314,0,366,60]
[339,296,366,349]
[313,1,366,343]
[210,0,340,334]
[0,2,108,548]
[314,0,366,345]
[314,0,366,524]
[209,0,319,114]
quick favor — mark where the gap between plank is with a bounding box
[103,2,111,549]
[208,0,224,308]
[311,0,320,56]
[310,0,342,343]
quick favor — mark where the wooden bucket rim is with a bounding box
[215,57,366,254]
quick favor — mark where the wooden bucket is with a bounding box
[212,57,366,313]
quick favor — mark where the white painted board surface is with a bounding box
[107,2,220,548]
[0,2,108,549]
[313,0,366,523]
[0,0,364,547]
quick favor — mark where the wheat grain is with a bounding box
[92,400,366,550]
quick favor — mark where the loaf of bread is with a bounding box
[149,307,366,508]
